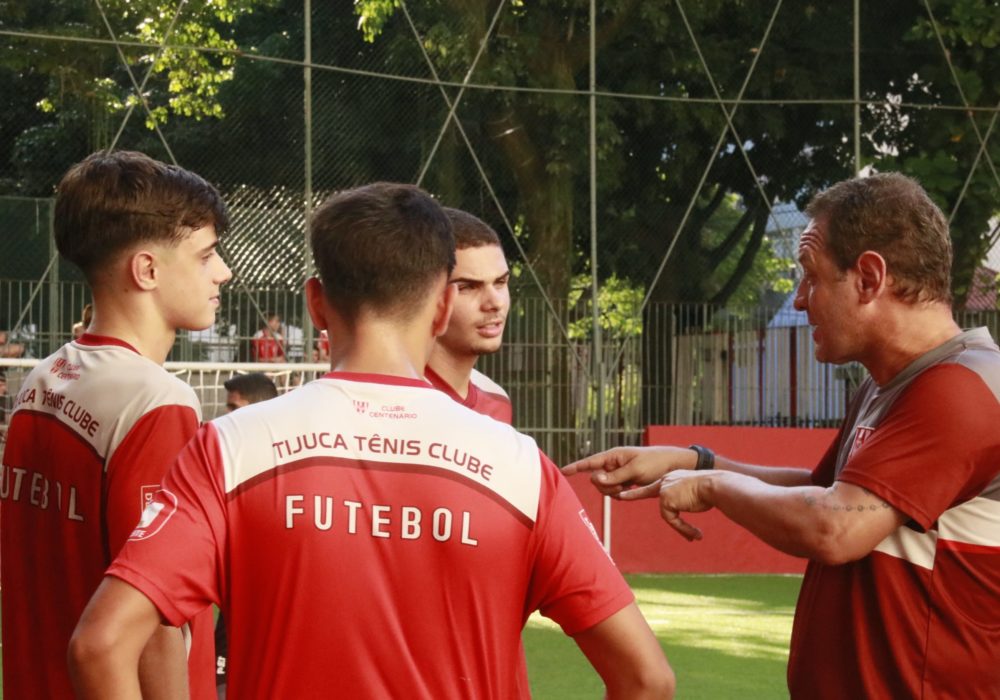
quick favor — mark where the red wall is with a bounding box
[565,425,838,574]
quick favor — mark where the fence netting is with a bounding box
[2,1,998,463]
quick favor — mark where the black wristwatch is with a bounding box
[688,444,715,471]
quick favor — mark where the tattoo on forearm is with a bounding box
[802,485,892,512]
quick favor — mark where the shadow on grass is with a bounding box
[524,574,799,699]
[629,573,802,610]
[524,623,789,699]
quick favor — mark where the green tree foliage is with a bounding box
[871,0,1000,305]
[354,0,997,310]
[0,0,273,192]
[1,0,996,309]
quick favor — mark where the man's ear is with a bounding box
[432,282,456,338]
[305,277,330,331]
[855,250,888,303]
[129,250,158,291]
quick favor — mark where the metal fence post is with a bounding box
[47,200,60,354]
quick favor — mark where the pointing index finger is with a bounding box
[562,449,623,476]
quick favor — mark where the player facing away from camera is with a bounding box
[425,207,513,424]
[0,150,232,700]
[69,182,675,699]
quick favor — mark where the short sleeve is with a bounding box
[525,453,634,636]
[810,424,844,487]
[105,404,199,558]
[107,423,228,627]
[838,364,1000,529]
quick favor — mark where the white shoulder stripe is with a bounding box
[13,343,199,462]
[872,495,1000,569]
[470,368,508,398]
[873,525,937,570]
[937,496,1000,548]
[213,378,540,522]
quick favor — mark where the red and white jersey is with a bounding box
[789,327,1000,699]
[425,365,513,424]
[109,372,632,699]
[251,329,285,361]
[0,334,216,700]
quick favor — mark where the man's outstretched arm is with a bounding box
[573,602,676,699]
[563,445,813,495]
[623,470,907,563]
[69,576,186,700]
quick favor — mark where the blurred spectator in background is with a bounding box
[0,330,25,358]
[312,330,330,363]
[72,304,94,340]
[223,372,279,413]
[251,311,285,362]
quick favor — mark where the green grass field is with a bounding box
[0,573,800,699]
[525,574,801,699]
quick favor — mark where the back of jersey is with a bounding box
[1,337,199,699]
[110,372,632,699]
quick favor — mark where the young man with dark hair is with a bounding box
[223,372,279,412]
[567,172,1000,699]
[1,150,232,700]
[69,181,675,699]
[425,207,513,423]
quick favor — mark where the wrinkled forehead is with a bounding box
[797,218,827,264]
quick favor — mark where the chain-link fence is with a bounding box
[2,1,999,463]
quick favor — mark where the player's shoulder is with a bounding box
[78,342,199,413]
[22,341,194,407]
[945,328,1000,387]
[470,368,509,398]
[112,357,198,410]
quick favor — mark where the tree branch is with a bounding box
[710,204,769,305]
[707,200,757,264]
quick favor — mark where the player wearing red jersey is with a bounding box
[0,150,232,700]
[250,312,285,362]
[566,173,1000,698]
[69,182,675,699]
[425,207,513,424]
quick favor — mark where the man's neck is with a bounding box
[330,319,431,381]
[87,293,177,364]
[426,347,478,399]
[862,303,961,385]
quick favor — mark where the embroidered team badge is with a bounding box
[129,489,179,541]
[353,400,369,414]
[848,426,875,460]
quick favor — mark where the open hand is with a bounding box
[619,470,715,542]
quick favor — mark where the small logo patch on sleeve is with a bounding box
[848,426,875,460]
[140,484,160,514]
[129,489,179,540]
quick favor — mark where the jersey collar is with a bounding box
[75,333,140,354]
[322,371,433,389]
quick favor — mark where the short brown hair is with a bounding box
[54,150,229,280]
[443,208,501,249]
[310,183,455,321]
[805,173,952,304]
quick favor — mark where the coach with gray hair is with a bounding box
[566,172,1000,699]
